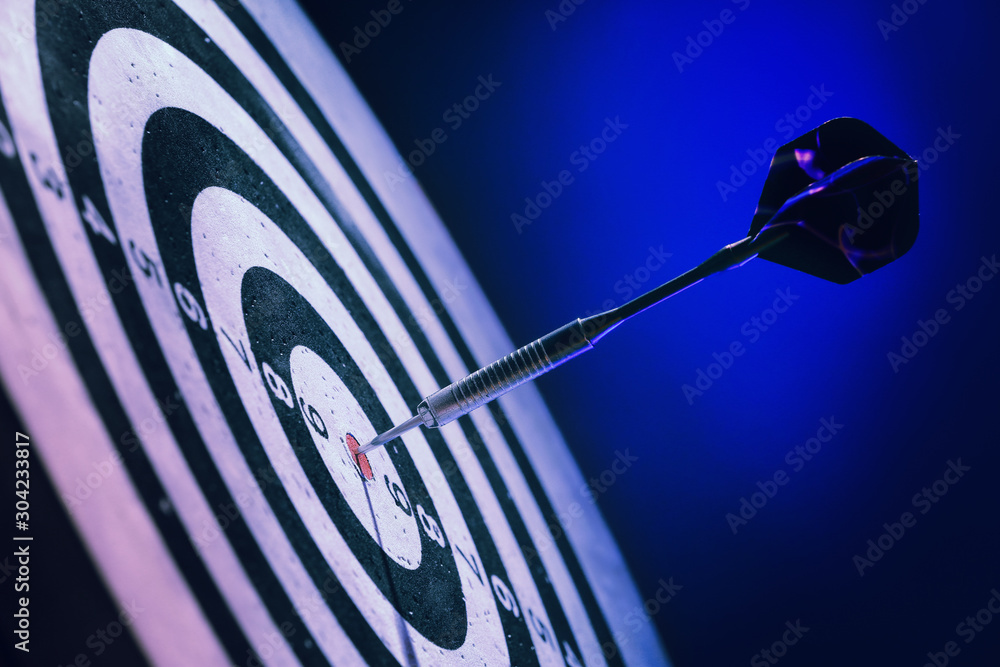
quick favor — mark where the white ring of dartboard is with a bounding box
[0,1,659,665]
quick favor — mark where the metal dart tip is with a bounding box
[358,414,423,455]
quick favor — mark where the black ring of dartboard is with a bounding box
[29,0,617,665]
[145,106,494,655]
[240,264,467,647]
[146,97,541,665]
[143,105,538,659]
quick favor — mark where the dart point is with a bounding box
[346,433,373,481]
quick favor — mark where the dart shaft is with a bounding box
[357,319,607,454]
[614,233,780,320]
[359,231,789,454]
[421,317,611,424]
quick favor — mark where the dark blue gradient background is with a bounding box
[297,2,999,665]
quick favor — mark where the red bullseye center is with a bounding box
[346,433,373,481]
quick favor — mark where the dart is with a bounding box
[358,117,920,456]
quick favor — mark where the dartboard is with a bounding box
[0,1,667,665]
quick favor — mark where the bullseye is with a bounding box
[346,433,373,481]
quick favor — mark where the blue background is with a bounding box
[297,1,1000,664]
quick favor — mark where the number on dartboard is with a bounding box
[219,327,250,371]
[527,607,552,645]
[455,543,484,585]
[298,396,328,439]
[127,240,162,286]
[80,194,117,245]
[173,282,209,330]
[261,362,294,408]
[383,474,412,516]
[564,642,586,667]
[28,152,64,199]
[416,503,446,548]
[0,118,14,158]
[491,574,520,618]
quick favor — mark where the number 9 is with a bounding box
[299,397,328,439]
